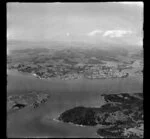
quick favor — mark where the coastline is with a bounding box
[8,68,132,81]
[7,69,143,138]
[56,93,143,138]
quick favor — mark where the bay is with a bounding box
[7,70,143,138]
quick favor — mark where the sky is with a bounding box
[7,2,143,48]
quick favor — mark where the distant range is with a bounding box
[7,40,142,53]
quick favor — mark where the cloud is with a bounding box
[87,30,103,36]
[87,29,132,38]
[103,30,132,38]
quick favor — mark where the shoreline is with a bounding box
[56,93,143,138]
[7,69,133,81]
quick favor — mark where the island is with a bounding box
[7,91,50,113]
[58,93,143,138]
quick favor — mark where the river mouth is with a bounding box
[7,70,143,138]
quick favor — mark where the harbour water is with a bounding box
[7,70,143,138]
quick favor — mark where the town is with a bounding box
[8,62,129,80]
